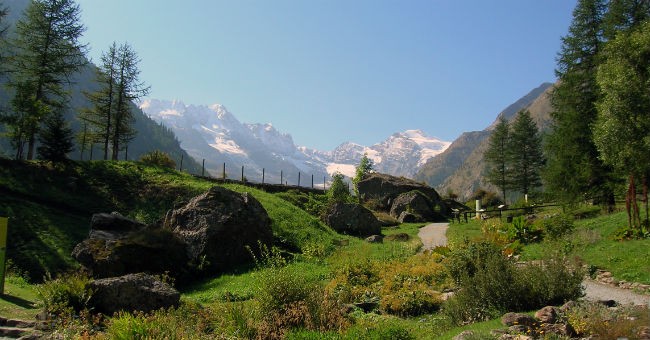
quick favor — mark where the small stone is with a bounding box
[535,306,559,324]
[365,235,384,243]
[452,330,475,340]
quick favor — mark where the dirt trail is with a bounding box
[417,223,650,306]
[417,223,449,251]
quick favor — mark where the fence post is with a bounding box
[311,174,314,189]
[241,165,245,182]
[124,146,128,161]
[298,172,301,187]
[281,170,283,185]
[179,154,184,171]
[324,176,326,190]
[202,159,205,177]
[222,162,226,180]
[262,168,265,184]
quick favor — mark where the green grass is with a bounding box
[446,218,483,246]
[0,275,40,320]
[521,211,650,284]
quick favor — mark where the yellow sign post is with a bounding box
[0,217,7,295]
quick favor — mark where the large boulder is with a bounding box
[357,173,445,215]
[88,273,180,314]
[72,213,189,280]
[163,186,273,274]
[389,191,436,221]
[323,202,382,237]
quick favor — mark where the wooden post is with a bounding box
[298,172,301,187]
[222,162,226,179]
[281,170,283,185]
[241,165,244,182]
[202,159,205,177]
[179,154,184,171]
[311,174,314,188]
[324,176,326,190]
[262,168,265,184]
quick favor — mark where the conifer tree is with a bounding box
[484,117,511,203]
[37,111,74,162]
[544,0,612,205]
[509,110,544,196]
[5,0,87,160]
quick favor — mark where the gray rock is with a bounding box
[538,323,575,337]
[501,312,538,327]
[365,235,384,243]
[164,186,273,274]
[398,211,422,223]
[72,226,189,280]
[357,173,445,215]
[323,202,382,237]
[534,306,559,324]
[88,273,180,315]
[390,191,436,221]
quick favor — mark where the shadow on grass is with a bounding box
[0,294,37,309]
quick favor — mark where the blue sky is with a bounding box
[75,0,576,150]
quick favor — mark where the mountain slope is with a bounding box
[0,0,201,173]
[415,82,554,200]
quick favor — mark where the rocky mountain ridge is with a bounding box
[140,99,451,183]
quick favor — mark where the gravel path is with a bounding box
[417,223,449,250]
[417,223,650,306]
[582,279,650,306]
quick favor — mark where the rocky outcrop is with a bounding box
[88,273,180,315]
[323,202,382,237]
[390,191,436,222]
[357,173,446,218]
[72,213,189,279]
[163,186,273,274]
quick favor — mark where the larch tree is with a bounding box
[543,0,612,206]
[594,21,650,233]
[81,42,118,160]
[508,110,544,197]
[111,43,149,160]
[484,116,511,204]
[5,0,87,160]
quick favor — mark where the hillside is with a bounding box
[415,83,554,200]
[0,0,201,173]
[0,158,336,281]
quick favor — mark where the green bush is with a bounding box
[37,272,93,316]
[507,216,542,244]
[443,241,584,324]
[139,150,176,169]
[539,213,575,240]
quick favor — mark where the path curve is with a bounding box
[417,223,449,250]
[416,223,650,306]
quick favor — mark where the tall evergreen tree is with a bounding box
[111,43,149,160]
[81,43,118,160]
[5,0,86,160]
[37,111,74,162]
[594,21,650,232]
[544,0,612,205]
[352,153,374,198]
[509,110,544,196]
[484,117,511,203]
[603,0,650,39]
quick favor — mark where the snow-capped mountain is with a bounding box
[140,99,450,183]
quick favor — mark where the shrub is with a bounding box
[538,213,575,240]
[255,267,349,339]
[139,150,176,169]
[442,241,584,324]
[327,172,351,204]
[565,301,649,338]
[37,272,93,316]
[507,216,542,244]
